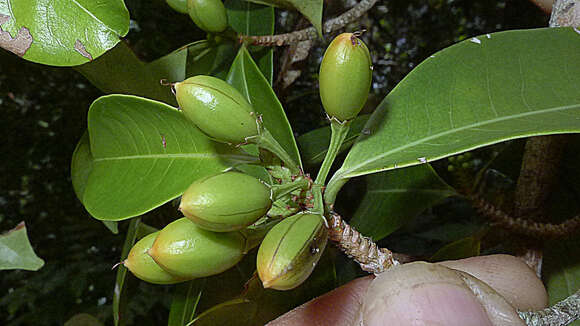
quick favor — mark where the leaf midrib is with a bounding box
[340,103,580,177]
[94,153,252,161]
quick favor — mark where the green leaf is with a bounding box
[71,131,93,201]
[224,0,274,83]
[113,218,140,326]
[429,236,481,262]
[76,40,237,106]
[76,41,181,105]
[0,222,44,271]
[543,238,580,326]
[81,94,257,220]
[350,164,456,240]
[72,131,119,233]
[0,0,129,66]
[189,298,257,326]
[242,0,322,36]
[168,279,206,326]
[332,28,580,184]
[184,41,237,80]
[298,115,370,166]
[227,46,302,169]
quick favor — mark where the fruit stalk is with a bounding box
[248,128,301,174]
[314,119,351,187]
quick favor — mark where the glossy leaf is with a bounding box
[185,41,237,80]
[224,0,274,82]
[543,238,580,326]
[168,279,206,326]
[0,222,44,271]
[298,115,369,166]
[429,236,481,262]
[189,298,257,326]
[243,0,322,36]
[76,41,178,105]
[0,0,129,66]
[71,131,119,233]
[350,164,456,241]
[331,28,580,185]
[113,218,140,326]
[77,40,235,106]
[81,95,256,220]
[227,46,302,168]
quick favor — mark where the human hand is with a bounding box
[267,254,548,326]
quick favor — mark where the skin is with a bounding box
[267,254,548,326]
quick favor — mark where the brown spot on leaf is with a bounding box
[0,15,33,57]
[74,39,93,61]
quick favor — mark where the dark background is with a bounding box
[0,0,547,324]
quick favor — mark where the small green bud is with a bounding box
[319,33,373,121]
[167,0,188,14]
[123,231,188,284]
[174,75,259,144]
[149,218,246,279]
[257,213,328,290]
[187,0,228,33]
[180,172,272,232]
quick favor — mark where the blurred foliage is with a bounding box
[0,0,549,325]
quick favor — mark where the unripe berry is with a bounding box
[187,0,228,33]
[149,218,246,279]
[319,33,373,121]
[174,75,259,144]
[257,213,328,290]
[123,231,189,284]
[180,172,272,232]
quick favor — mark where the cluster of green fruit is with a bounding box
[167,0,228,33]
[123,32,373,291]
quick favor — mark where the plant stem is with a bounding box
[324,173,349,208]
[315,119,351,186]
[240,0,379,46]
[270,176,311,200]
[328,212,399,273]
[519,288,580,326]
[249,128,301,175]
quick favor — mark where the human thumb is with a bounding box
[358,261,527,326]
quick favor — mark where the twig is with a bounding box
[327,212,398,273]
[519,289,580,326]
[470,194,580,239]
[240,0,379,46]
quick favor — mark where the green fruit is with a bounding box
[167,0,188,14]
[187,0,228,33]
[174,75,259,144]
[149,218,246,279]
[180,172,272,232]
[257,213,328,290]
[319,33,373,121]
[123,231,188,284]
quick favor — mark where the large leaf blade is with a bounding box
[83,95,256,220]
[0,0,129,66]
[225,0,274,83]
[168,279,206,326]
[242,0,322,36]
[0,222,44,271]
[227,47,302,168]
[333,28,580,184]
[350,164,456,241]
